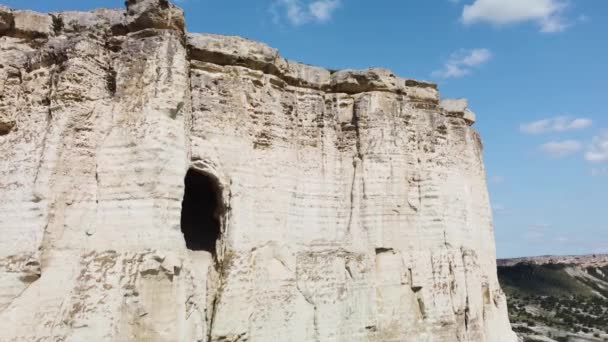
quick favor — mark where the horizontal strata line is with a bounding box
[97,149,187,158]
[189,60,436,98]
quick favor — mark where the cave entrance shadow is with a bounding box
[180,169,224,257]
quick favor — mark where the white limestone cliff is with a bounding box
[0,1,516,341]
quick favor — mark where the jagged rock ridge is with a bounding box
[0,1,516,341]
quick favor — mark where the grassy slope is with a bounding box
[499,263,608,341]
[498,263,594,297]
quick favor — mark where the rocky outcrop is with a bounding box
[0,1,516,341]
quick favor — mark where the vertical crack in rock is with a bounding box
[206,239,230,341]
[461,248,472,333]
[352,97,364,161]
[35,47,74,266]
[465,296,470,331]
[106,67,117,96]
[345,263,354,280]
[417,297,427,319]
[295,279,320,342]
[312,305,320,342]
[346,158,358,233]
[410,274,423,294]
[206,289,220,342]
[32,70,56,188]
[346,99,363,233]
[172,101,185,119]
[449,259,458,314]
[444,230,451,249]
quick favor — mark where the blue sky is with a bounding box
[4,0,607,258]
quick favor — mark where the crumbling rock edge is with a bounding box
[0,2,475,125]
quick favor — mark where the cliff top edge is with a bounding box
[0,0,476,124]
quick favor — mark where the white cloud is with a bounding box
[539,140,583,158]
[461,0,569,33]
[309,0,340,21]
[273,0,341,26]
[585,131,608,163]
[520,116,593,134]
[276,0,306,25]
[432,48,492,79]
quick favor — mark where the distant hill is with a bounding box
[498,254,608,268]
[498,261,608,298]
[498,255,608,342]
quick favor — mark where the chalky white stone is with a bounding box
[0,1,516,341]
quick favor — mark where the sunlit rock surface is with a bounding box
[0,1,516,341]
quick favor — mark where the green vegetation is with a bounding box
[507,293,608,333]
[587,266,608,281]
[499,262,608,339]
[498,263,593,297]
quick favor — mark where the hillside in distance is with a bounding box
[498,255,608,342]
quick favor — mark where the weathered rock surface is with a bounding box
[0,1,516,341]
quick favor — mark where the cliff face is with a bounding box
[0,1,516,341]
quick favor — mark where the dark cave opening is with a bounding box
[181,169,223,256]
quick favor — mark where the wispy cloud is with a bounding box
[520,116,592,134]
[585,131,608,163]
[461,0,570,33]
[530,223,552,230]
[539,140,583,158]
[273,0,341,26]
[432,48,492,79]
[309,0,340,21]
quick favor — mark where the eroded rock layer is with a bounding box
[0,1,516,341]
